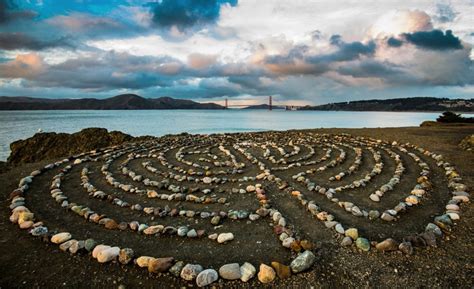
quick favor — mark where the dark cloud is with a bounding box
[263,37,376,76]
[150,0,237,30]
[329,34,342,45]
[324,38,376,62]
[387,37,403,47]
[337,61,403,78]
[0,32,75,50]
[402,29,463,50]
[0,0,36,24]
[434,3,458,23]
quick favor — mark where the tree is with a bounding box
[437,111,474,123]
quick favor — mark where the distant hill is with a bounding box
[298,97,474,112]
[0,94,224,110]
[242,104,285,110]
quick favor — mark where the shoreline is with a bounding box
[0,109,473,113]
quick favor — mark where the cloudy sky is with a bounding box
[0,0,473,105]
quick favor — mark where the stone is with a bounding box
[282,237,295,248]
[30,226,48,237]
[381,212,395,222]
[271,262,291,279]
[18,212,34,225]
[405,195,420,205]
[290,250,316,273]
[119,248,134,265]
[300,240,314,250]
[211,216,221,225]
[355,238,370,252]
[399,242,413,255]
[136,256,155,268]
[345,228,358,240]
[170,261,185,277]
[217,232,234,243]
[187,229,198,238]
[51,232,72,244]
[246,185,256,192]
[196,269,219,287]
[369,194,380,202]
[104,219,118,230]
[375,238,399,252]
[425,223,443,237]
[69,240,85,254]
[258,264,276,283]
[148,257,174,273]
[59,240,76,252]
[177,226,188,237]
[219,263,241,280]
[85,239,97,252]
[19,221,34,229]
[180,264,203,281]
[368,210,380,220]
[97,246,120,263]
[143,225,163,235]
[240,262,256,282]
[341,236,352,246]
[335,224,344,234]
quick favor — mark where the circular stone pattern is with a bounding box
[8,132,470,285]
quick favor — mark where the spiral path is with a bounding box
[8,132,470,286]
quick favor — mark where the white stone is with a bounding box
[217,233,234,243]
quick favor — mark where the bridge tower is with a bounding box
[269,95,272,111]
[225,98,228,109]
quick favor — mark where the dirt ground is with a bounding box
[0,125,473,288]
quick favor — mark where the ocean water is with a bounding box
[0,110,442,161]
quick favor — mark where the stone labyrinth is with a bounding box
[9,132,470,286]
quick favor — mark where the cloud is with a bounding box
[434,2,458,23]
[0,32,75,50]
[150,0,238,30]
[368,10,433,38]
[262,37,376,75]
[402,29,463,50]
[387,37,403,47]
[187,53,218,69]
[0,0,37,24]
[0,53,44,78]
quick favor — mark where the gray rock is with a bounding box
[240,262,256,282]
[341,236,352,246]
[85,238,97,252]
[180,264,203,281]
[169,261,185,277]
[425,223,442,237]
[177,226,188,237]
[219,263,241,280]
[290,251,316,273]
[335,224,344,234]
[30,226,48,237]
[399,242,413,255]
[187,229,197,238]
[196,269,218,287]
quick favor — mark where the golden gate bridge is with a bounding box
[222,96,302,111]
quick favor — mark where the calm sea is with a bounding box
[0,110,442,161]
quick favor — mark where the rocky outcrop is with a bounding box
[7,128,147,164]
